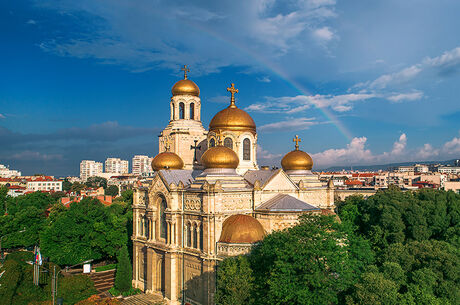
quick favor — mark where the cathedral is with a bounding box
[132,66,335,305]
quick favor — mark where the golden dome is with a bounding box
[201,146,239,169]
[219,214,265,244]
[209,83,256,134]
[171,79,200,97]
[151,152,184,171]
[281,135,313,171]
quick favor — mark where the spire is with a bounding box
[293,135,301,150]
[226,83,239,108]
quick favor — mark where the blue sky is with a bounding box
[1,0,460,176]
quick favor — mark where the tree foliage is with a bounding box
[215,255,254,305]
[85,177,107,189]
[105,185,119,197]
[40,198,129,265]
[114,245,132,293]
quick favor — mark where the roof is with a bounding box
[345,180,363,185]
[256,194,320,212]
[243,169,278,187]
[159,169,201,187]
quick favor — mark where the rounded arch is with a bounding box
[209,138,216,148]
[171,102,175,120]
[190,102,195,120]
[224,137,233,149]
[179,102,185,119]
[243,138,251,161]
[154,194,168,241]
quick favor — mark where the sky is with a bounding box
[1,0,460,176]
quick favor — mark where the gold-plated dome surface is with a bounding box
[281,135,313,171]
[151,152,184,171]
[201,146,239,169]
[219,214,265,244]
[209,106,256,134]
[209,83,256,134]
[171,79,200,97]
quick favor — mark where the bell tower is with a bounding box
[158,65,207,170]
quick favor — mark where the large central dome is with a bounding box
[209,83,256,134]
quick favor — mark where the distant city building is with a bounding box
[437,166,460,174]
[414,164,429,173]
[80,160,103,181]
[105,158,129,174]
[0,164,21,178]
[26,177,62,192]
[132,155,154,175]
[396,165,415,173]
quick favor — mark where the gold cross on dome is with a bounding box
[181,65,190,79]
[227,83,238,107]
[164,137,172,151]
[293,135,301,150]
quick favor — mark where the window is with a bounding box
[209,138,215,147]
[187,224,192,247]
[243,138,251,160]
[190,103,195,120]
[172,103,175,120]
[179,102,185,119]
[224,137,233,149]
[193,224,198,249]
[159,197,167,239]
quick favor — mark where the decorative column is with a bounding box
[196,223,201,250]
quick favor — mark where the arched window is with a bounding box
[179,102,185,119]
[187,224,192,247]
[243,138,251,160]
[190,103,195,120]
[159,197,167,240]
[193,224,198,248]
[171,103,175,120]
[224,137,233,149]
[209,138,215,147]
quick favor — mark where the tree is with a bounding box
[71,182,86,194]
[105,185,119,197]
[0,185,8,215]
[247,214,373,305]
[62,179,72,192]
[40,198,128,265]
[85,176,107,189]
[114,245,132,293]
[216,255,254,305]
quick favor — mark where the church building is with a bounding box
[132,66,335,305]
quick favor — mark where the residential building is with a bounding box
[437,166,460,174]
[26,177,62,192]
[132,155,154,175]
[0,164,21,178]
[444,181,460,194]
[105,158,129,174]
[80,160,103,181]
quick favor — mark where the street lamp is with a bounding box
[0,228,26,261]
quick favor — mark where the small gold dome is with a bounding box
[171,79,200,97]
[281,150,313,171]
[219,214,265,244]
[201,146,239,169]
[281,135,313,171]
[151,152,184,171]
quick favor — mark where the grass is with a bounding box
[95,263,117,272]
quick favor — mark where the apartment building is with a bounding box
[80,160,103,181]
[437,166,460,174]
[132,155,153,175]
[0,164,21,178]
[105,158,129,174]
[27,177,62,192]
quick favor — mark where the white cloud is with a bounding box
[259,117,317,131]
[10,151,63,161]
[313,27,334,41]
[391,133,407,155]
[368,65,422,89]
[257,145,283,162]
[312,137,374,167]
[387,91,423,103]
[442,134,460,154]
[0,114,5,119]
[246,93,375,113]
[416,143,439,159]
[26,19,37,25]
[423,47,460,68]
[257,76,271,83]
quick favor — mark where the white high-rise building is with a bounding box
[0,164,21,178]
[132,155,154,175]
[105,158,129,174]
[80,160,103,181]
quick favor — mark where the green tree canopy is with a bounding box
[85,176,107,189]
[105,185,119,197]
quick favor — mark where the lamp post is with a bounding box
[0,228,26,261]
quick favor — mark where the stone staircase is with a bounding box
[89,269,116,296]
[121,293,165,305]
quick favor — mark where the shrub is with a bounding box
[58,274,97,304]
